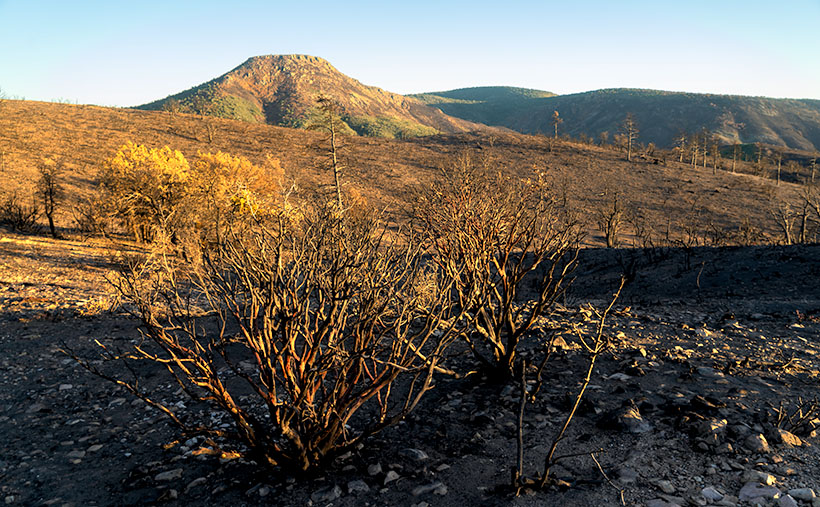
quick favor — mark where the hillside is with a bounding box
[137,54,488,139]
[0,99,806,249]
[410,86,556,127]
[415,87,820,152]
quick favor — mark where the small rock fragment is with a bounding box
[788,488,816,501]
[384,470,400,485]
[412,481,447,496]
[776,429,803,447]
[744,434,770,453]
[654,479,676,494]
[739,482,781,502]
[742,470,776,486]
[367,463,382,476]
[399,448,429,461]
[778,495,799,507]
[311,485,342,503]
[185,477,207,493]
[155,468,184,482]
[701,486,723,501]
[347,480,370,494]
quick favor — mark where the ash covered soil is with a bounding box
[2,236,820,507]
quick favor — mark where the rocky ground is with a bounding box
[1,233,820,506]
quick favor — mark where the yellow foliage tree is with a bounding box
[99,142,190,242]
[190,151,284,242]
[99,143,286,244]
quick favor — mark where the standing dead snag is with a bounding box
[80,202,465,473]
[414,154,580,380]
[307,94,346,211]
[620,114,638,162]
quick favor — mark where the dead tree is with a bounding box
[37,161,64,238]
[620,114,638,162]
[308,95,346,211]
[552,110,563,139]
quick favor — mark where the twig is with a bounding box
[591,452,625,506]
[513,360,528,493]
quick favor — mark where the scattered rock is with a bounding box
[702,486,723,501]
[647,499,679,507]
[154,468,184,482]
[347,479,370,494]
[738,482,781,502]
[744,434,770,453]
[411,481,447,496]
[66,450,86,459]
[86,444,103,453]
[399,448,429,461]
[311,484,342,503]
[384,470,400,485]
[599,404,652,433]
[185,477,207,493]
[26,402,48,414]
[157,489,178,502]
[775,429,803,447]
[654,479,676,494]
[367,463,382,476]
[788,488,816,501]
[778,495,799,507]
[742,470,776,486]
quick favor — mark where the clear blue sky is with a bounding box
[1,0,818,106]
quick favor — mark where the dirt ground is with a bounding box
[2,233,820,506]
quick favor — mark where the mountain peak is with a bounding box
[139,55,486,138]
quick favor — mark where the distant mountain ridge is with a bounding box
[414,87,820,151]
[138,55,820,150]
[138,54,487,139]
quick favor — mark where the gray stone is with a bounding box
[311,485,342,503]
[384,470,400,485]
[742,470,776,486]
[778,495,798,507]
[646,500,679,507]
[347,479,370,494]
[399,448,429,461]
[744,434,770,453]
[26,402,48,414]
[697,419,728,437]
[185,477,207,493]
[411,481,447,496]
[776,429,803,447]
[367,463,382,476]
[86,444,103,453]
[702,486,723,501]
[618,406,652,433]
[66,450,86,459]
[155,468,184,482]
[788,488,816,501]
[655,479,676,494]
[739,482,781,502]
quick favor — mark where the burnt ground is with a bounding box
[2,235,820,507]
